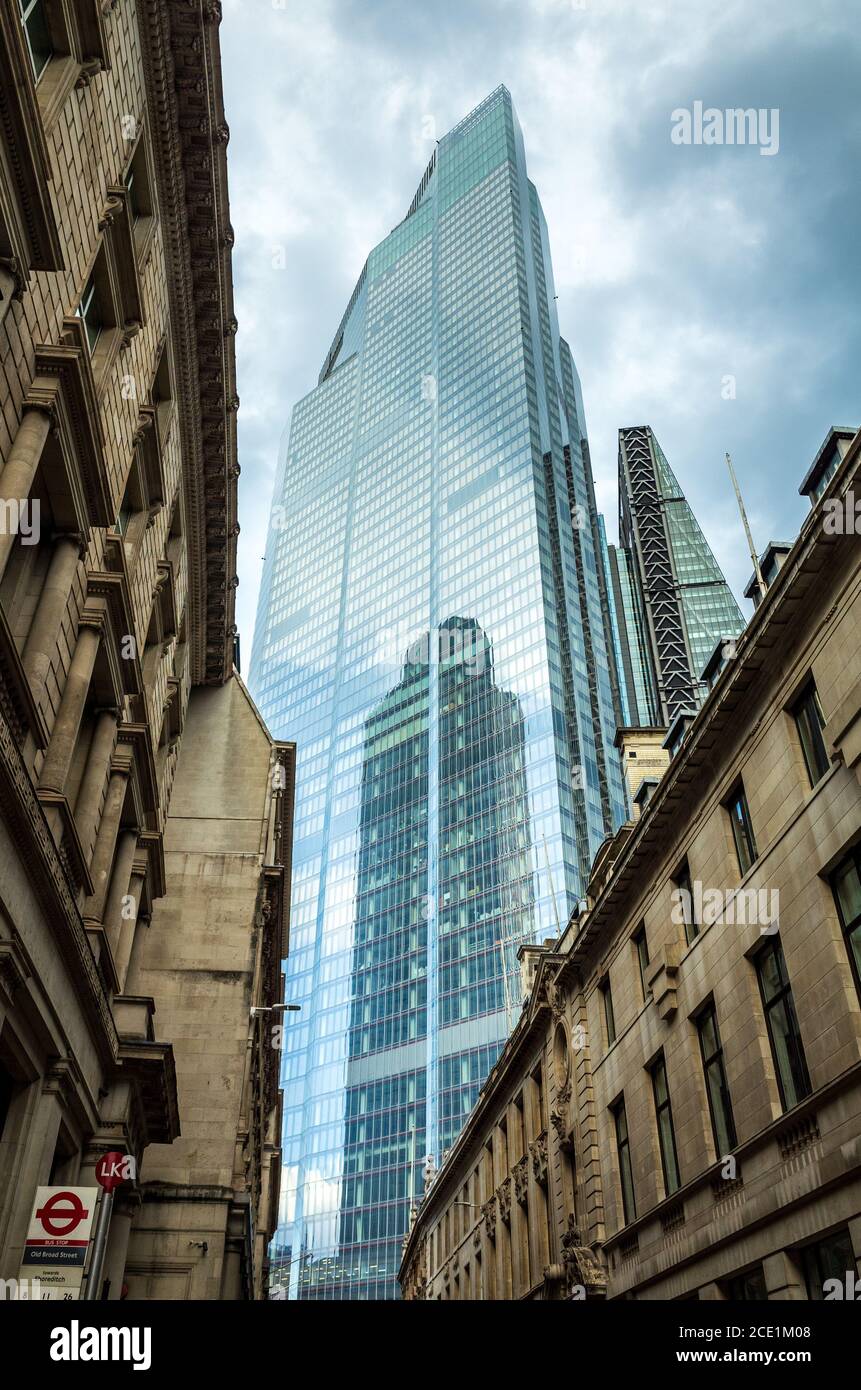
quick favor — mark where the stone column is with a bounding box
[74,707,120,859]
[84,767,131,923]
[763,1249,807,1299]
[114,869,145,994]
[103,830,139,960]
[38,624,101,796]
[21,532,85,710]
[0,1065,68,1282]
[0,407,52,580]
[102,1194,138,1300]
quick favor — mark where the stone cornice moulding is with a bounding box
[138,0,238,687]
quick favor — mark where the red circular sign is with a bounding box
[36,1190,90,1236]
[96,1151,129,1192]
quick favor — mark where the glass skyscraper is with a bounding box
[608,425,746,727]
[249,86,626,1300]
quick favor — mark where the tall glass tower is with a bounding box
[250,86,627,1300]
[609,425,746,726]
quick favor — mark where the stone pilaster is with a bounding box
[0,407,52,580]
[83,767,132,924]
[74,707,121,860]
[38,623,101,796]
[21,532,86,711]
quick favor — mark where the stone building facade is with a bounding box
[0,0,291,1299]
[401,428,861,1301]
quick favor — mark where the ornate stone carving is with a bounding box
[513,1155,529,1207]
[547,979,565,1018]
[76,58,104,89]
[530,1130,548,1188]
[98,194,124,231]
[482,1196,497,1241]
[550,1079,575,1153]
[497,1177,512,1226]
[560,1214,608,1299]
[0,255,26,302]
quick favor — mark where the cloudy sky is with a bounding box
[220,0,860,653]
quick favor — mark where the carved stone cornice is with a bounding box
[138,1,240,686]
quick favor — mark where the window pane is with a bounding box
[795,687,829,787]
[705,1059,736,1153]
[803,1229,854,1299]
[834,855,861,928]
[657,1109,680,1192]
[727,1267,767,1300]
[20,0,53,81]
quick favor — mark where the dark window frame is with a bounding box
[649,1051,681,1197]
[792,681,829,788]
[19,0,54,80]
[801,1227,854,1300]
[611,1096,636,1225]
[601,976,616,1047]
[674,859,699,945]
[831,845,861,998]
[726,782,758,876]
[755,938,811,1111]
[633,923,650,1001]
[696,1000,737,1155]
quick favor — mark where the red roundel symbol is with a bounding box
[96,1151,129,1192]
[36,1190,90,1237]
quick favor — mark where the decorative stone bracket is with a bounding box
[646,943,682,1021]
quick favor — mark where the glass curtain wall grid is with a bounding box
[250,86,626,1299]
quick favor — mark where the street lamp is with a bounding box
[250,1003,302,1017]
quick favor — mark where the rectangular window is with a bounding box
[726,783,757,876]
[674,860,699,945]
[801,1228,854,1300]
[601,978,616,1046]
[793,682,829,787]
[612,1097,636,1225]
[697,1002,737,1155]
[725,1266,767,1300]
[756,938,811,1110]
[633,924,650,1001]
[650,1052,681,1196]
[77,272,102,355]
[19,0,53,82]
[832,847,861,995]
[124,164,140,222]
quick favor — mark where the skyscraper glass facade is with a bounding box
[249,86,626,1300]
[612,425,746,726]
